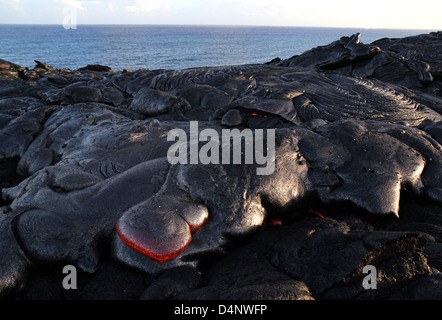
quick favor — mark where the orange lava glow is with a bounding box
[250,113,268,118]
[308,208,325,219]
[115,226,192,263]
[270,219,283,226]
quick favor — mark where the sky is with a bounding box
[0,0,441,30]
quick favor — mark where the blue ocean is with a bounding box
[0,25,434,71]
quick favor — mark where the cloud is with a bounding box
[0,0,24,12]
[55,0,86,11]
[125,0,169,13]
[1,0,440,28]
[108,3,117,12]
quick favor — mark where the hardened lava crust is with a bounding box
[1,32,442,300]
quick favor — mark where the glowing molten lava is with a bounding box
[115,225,192,263]
[250,113,268,118]
[270,219,283,226]
[115,204,209,263]
[308,208,325,219]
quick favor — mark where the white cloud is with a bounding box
[1,0,441,28]
[125,0,169,13]
[55,0,86,11]
[0,0,24,12]
[108,3,117,12]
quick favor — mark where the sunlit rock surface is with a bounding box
[1,33,442,300]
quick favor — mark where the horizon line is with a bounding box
[0,23,438,32]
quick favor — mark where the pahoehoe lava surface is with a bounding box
[1,32,442,300]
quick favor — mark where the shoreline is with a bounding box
[0,25,437,72]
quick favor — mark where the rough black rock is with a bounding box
[1,32,442,300]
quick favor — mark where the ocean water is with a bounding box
[0,25,434,71]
